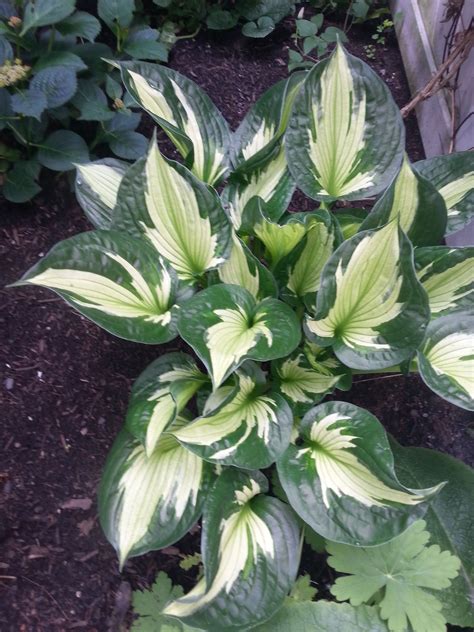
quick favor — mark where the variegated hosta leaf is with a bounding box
[334,209,368,241]
[217,233,277,300]
[274,210,341,303]
[126,353,209,457]
[272,350,350,414]
[231,72,305,172]
[306,222,430,370]
[415,246,474,317]
[163,469,300,630]
[285,44,404,201]
[177,284,301,389]
[415,151,474,234]
[359,155,447,246]
[75,158,128,229]
[417,312,474,411]
[14,230,179,344]
[173,364,293,469]
[222,144,295,230]
[118,61,231,184]
[277,401,443,545]
[112,138,232,281]
[99,418,213,568]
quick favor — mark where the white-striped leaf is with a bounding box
[126,353,209,457]
[217,233,277,300]
[415,151,474,234]
[99,417,213,568]
[274,210,341,304]
[306,222,430,370]
[415,246,474,317]
[334,208,368,240]
[75,158,128,229]
[359,155,447,246]
[222,143,295,230]
[272,349,351,414]
[285,44,404,201]
[277,401,443,545]
[177,284,301,389]
[112,138,232,281]
[231,72,305,172]
[417,312,474,411]
[14,230,179,344]
[162,470,300,630]
[173,363,293,469]
[118,61,231,184]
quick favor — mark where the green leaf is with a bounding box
[254,601,387,631]
[75,158,129,229]
[37,130,89,171]
[30,66,77,108]
[415,151,474,234]
[112,138,232,281]
[118,61,231,184]
[306,222,430,370]
[177,283,301,388]
[0,36,13,64]
[217,233,278,300]
[124,28,169,61]
[10,89,47,120]
[393,443,474,628]
[3,160,41,202]
[296,19,318,38]
[414,246,474,317]
[287,574,317,602]
[277,401,443,545]
[99,419,213,567]
[206,10,238,31]
[21,0,75,35]
[105,75,123,100]
[126,352,208,456]
[251,209,307,266]
[359,155,447,247]
[242,16,275,38]
[14,230,180,344]
[33,52,87,73]
[239,0,294,23]
[131,572,185,631]
[173,363,293,469]
[286,44,404,201]
[109,130,148,160]
[334,208,368,240]
[417,311,474,411]
[163,469,300,630]
[71,80,114,122]
[98,0,135,30]
[56,11,101,42]
[328,520,461,632]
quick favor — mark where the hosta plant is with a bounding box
[13,44,474,631]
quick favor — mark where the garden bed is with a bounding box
[0,17,472,631]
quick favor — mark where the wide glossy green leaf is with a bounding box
[10,89,47,120]
[75,158,128,229]
[118,61,231,184]
[126,353,208,456]
[359,155,447,246]
[99,419,213,568]
[173,363,293,469]
[30,66,77,108]
[37,130,89,171]
[14,230,180,344]
[417,312,474,411]
[414,246,474,317]
[112,139,232,281]
[33,52,87,73]
[217,233,277,300]
[274,210,341,304]
[277,401,443,545]
[286,44,404,201]
[177,284,301,388]
[21,0,75,35]
[163,469,300,630]
[415,151,474,234]
[231,72,305,172]
[222,144,295,230]
[393,443,474,628]
[254,601,388,632]
[56,11,102,42]
[306,222,430,370]
[98,0,134,30]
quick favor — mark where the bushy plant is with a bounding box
[13,44,474,631]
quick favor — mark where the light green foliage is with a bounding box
[131,571,187,631]
[328,520,461,632]
[16,42,474,632]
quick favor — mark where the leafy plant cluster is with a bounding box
[14,43,474,632]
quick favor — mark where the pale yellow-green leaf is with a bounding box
[425,332,474,399]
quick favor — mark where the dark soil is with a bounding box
[1,15,472,632]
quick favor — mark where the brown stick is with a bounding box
[400,26,474,119]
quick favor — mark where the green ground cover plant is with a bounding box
[13,43,474,631]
